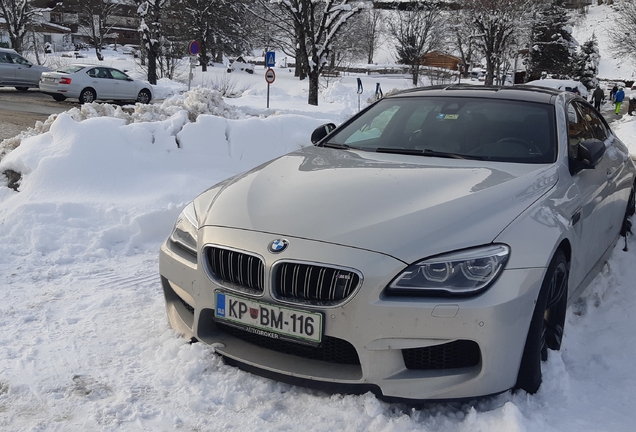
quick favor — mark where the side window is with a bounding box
[109,69,129,80]
[577,103,609,141]
[9,53,30,65]
[92,68,111,79]
[0,53,13,63]
[567,102,595,160]
[87,68,98,78]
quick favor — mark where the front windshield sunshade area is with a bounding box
[327,96,557,164]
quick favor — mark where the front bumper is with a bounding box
[159,226,544,401]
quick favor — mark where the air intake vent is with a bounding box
[402,340,481,370]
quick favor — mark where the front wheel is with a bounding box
[52,94,66,102]
[136,89,151,104]
[79,88,96,104]
[515,249,568,394]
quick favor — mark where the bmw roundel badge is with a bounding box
[268,239,289,253]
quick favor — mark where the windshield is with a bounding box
[327,96,557,164]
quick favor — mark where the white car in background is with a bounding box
[39,64,153,104]
[526,79,589,98]
[0,47,50,91]
[226,56,255,74]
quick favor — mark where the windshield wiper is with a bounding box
[322,142,354,149]
[375,147,467,159]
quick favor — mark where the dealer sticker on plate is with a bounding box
[215,292,323,345]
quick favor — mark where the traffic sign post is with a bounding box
[266,51,276,68]
[187,40,200,91]
[265,68,276,108]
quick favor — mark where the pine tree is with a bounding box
[574,34,600,90]
[526,0,577,81]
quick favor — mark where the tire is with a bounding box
[515,249,568,394]
[136,89,151,104]
[79,88,96,104]
[52,94,66,102]
[15,87,29,92]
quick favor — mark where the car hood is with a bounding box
[197,146,557,263]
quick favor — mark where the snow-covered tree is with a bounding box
[136,0,169,85]
[526,0,577,81]
[176,0,249,72]
[460,0,534,85]
[78,0,125,61]
[573,34,600,89]
[0,0,39,53]
[255,0,360,106]
[388,1,446,86]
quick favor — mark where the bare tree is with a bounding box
[388,1,446,86]
[460,0,534,86]
[0,0,39,53]
[358,5,384,64]
[449,11,476,77]
[78,0,124,61]
[608,0,636,64]
[254,0,360,106]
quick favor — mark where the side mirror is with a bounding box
[311,123,336,145]
[571,138,606,174]
[577,138,605,168]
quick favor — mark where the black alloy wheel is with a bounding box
[515,250,568,394]
[137,89,151,104]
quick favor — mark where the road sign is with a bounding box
[265,68,276,84]
[188,40,200,56]
[266,51,276,68]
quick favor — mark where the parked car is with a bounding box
[0,47,51,91]
[226,56,254,74]
[160,85,636,401]
[39,64,152,104]
[526,79,589,98]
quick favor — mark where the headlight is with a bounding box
[169,202,198,255]
[387,244,510,296]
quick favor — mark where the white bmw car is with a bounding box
[39,64,152,104]
[160,85,636,401]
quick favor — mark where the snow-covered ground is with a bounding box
[1,3,636,431]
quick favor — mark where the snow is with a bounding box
[2,4,636,430]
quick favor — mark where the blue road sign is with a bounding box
[189,40,200,56]
[266,51,276,68]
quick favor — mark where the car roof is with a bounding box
[387,84,561,104]
[0,47,18,53]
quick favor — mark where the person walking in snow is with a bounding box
[614,87,625,115]
[591,85,605,110]
[611,84,618,102]
[629,94,636,116]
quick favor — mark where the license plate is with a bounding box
[215,292,323,345]
[44,77,55,82]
